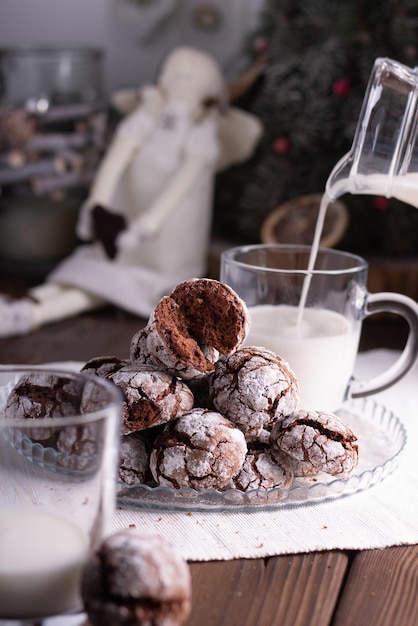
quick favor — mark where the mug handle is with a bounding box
[348,292,418,399]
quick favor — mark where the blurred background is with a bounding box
[0,0,261,276]
[1,0,418,302]
[0,0,261,94]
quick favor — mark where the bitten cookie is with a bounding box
[210,346,300,439]
[150,408,247,490]
[108,365,194,435]
[169,278,249,354]
[81,529,191,626]
[270,409,359,477]
[132,278,249,380]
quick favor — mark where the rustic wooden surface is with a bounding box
[0,275,417,626]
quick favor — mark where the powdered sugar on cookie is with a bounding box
[150,408,247,490]
[270,409,359,477]
[210,346,300,438]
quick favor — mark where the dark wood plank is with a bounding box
[246,552,348,626]
[187,559,265,626]
[187,552,348,626]
[332,545,418,626]
[0,306,145,365]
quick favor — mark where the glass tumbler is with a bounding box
[0,367,122,624]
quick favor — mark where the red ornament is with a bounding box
[374,196,390,210]
[273,136,290,154]
[254,37,268,53]
[333,78,351,98]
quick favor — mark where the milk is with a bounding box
[301,168,418,320]
[297,191,330,321]
[0,509,88,619]
[328,171,418,206]
[246,305,361,411]
[292,167,418,408]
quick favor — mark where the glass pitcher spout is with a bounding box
[326,152,354,200]
[325,57,418,208]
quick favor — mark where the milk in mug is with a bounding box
[246,305,361,411]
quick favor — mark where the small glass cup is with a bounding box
[221,244,418,412]
[0,367,122,625]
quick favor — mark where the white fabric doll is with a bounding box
[0,47,262,337]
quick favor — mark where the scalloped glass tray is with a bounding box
[117,396,407,511]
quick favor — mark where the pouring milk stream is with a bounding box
[300,57,418,318]
[240,57,418,410]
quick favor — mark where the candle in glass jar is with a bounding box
[0,508,88,619]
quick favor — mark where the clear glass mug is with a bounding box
[221,244,418,412]
[327,56,418,206]
[0,367,122,625]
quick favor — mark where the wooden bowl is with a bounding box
[260,193,349,248]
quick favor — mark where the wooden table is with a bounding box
[0,278,417,626]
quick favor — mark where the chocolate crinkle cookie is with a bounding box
[129,327,157,366]
[4,372,82,444]
[4,372,103,472]
[150,408,247,490]
[210,346,300,439]
[108,364,194,435]
[131,278,249,381]
[55,421,100,472]
[231,443,294,492]
[270,409,359,477]
[119,431,155,486]
[81,529,191,626]
[80,355,129,378]
[169,278,249,353]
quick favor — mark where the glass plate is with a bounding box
[116,396,407,511]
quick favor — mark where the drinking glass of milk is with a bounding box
[0,367,122,625]
[221,244,418,412]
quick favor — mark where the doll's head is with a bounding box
[158,47,226,112]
